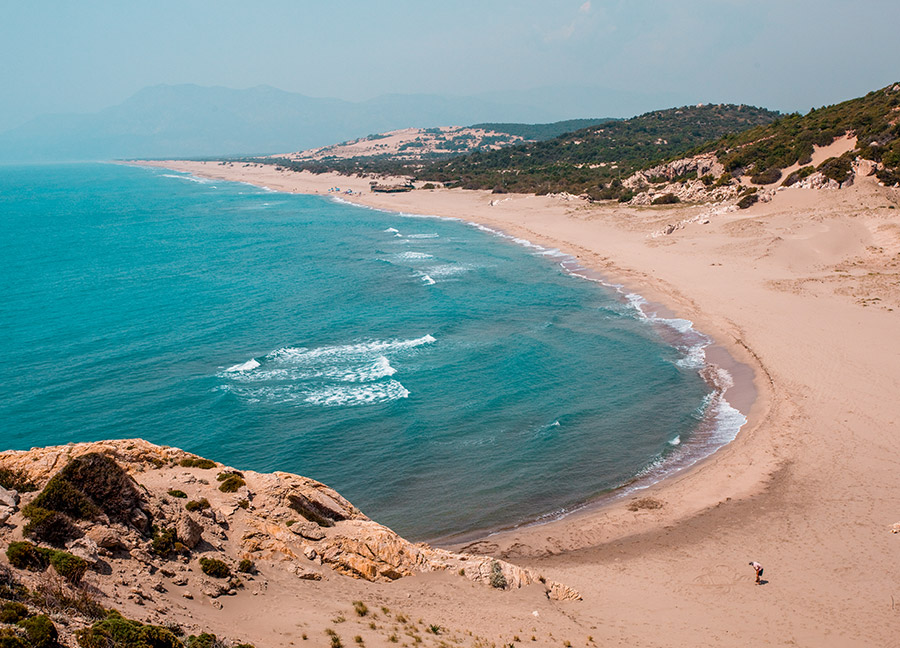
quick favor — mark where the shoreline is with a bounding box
[125,159,900,647]
[126,160,767,548]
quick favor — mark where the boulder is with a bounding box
[289,521,325,541]
[87,526,122,550]
[176,513,203,549]
[0,486,19,508]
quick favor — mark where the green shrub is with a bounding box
[0,468,37,493]
[5,542,48,571]
[489,561,507,589]
[76,610,182,648]
[30,476,99,521]
[750,167,782,185]
[21,505,82,547]
[237,499,249,509]
[352,601,368,617]
[151,528,178,558]
[737,193,759,209]
[714,173,733,187]
[818,155,853,184]
[17,615,57,648]
[48,550,89,583]
[217,475,245,493]
[651,193,680,205]
[781,165,815,187]
[0,630,29,648]
[198,558,230,579]
[237,559,254,574]
[0,602,29,624]
[167,490,187,499]
[179,458,216,470]
[186,633,217,648]
[185,499,210,513]
[23,453,148,545]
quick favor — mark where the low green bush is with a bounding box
[217,475,245,493]
[151,528,178,558]
[0,630,29,648]
[185,633,216,648]
[179,458,216,470]
[167,490,187,499]
[5,542,48,571]
[185,499,210,513]
[750,167,782,185]
[198,558,230,579]
[818,154,853,184]
[0,468,37,493]
[47,550,89,584]
[651,193,680,205]
[6,541,89,583]
[489,561,507,589]
[76,610,182,648]
[737,193,759,209]
[17,615,57,648]
[0,602,29,624]
[21,505,82,547]
[237,559,254,574]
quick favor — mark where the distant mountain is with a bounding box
[0,84,560,162]
[423,104,780,194]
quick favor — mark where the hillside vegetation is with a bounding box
[469,118,615,141]
[419,104,779,196]
[701,82,900,187]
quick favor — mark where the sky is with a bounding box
[2,0,899,132]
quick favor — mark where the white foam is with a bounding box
[383,227,399,233]
[395,251,434,261]
[272,334,435,364]
[675,345,707,369]
[304,380,410,407]
[426,263,474,278]
[162,173,213,184]
[668,435,681,446]
[406,233,439,239]
[326,356,397,382]
[225,358,260,372]
[421,274,436,285]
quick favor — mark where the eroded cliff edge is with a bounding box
[0,439,579,646]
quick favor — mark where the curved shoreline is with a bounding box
[125,160,772,552]
[333,193,756,542]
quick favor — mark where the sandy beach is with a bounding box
[130,159,900,647]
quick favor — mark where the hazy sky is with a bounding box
[2,0,899,131]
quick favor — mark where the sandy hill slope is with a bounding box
[0,440,578,648]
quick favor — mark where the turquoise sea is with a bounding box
[0,163,743,540]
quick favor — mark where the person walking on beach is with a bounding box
[749,561,764,585]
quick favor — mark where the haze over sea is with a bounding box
[1,163,738,540]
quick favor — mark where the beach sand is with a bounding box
[131,159,900,647]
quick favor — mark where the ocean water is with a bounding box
[0,163,741,540]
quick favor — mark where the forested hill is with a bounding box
[700,82,900,187]
[421,104,779,194]
[470,118,616,141]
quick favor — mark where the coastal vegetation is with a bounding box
[421,104,778,196]
[469,118,615,141]
[700,82,900,185]
[245,104,778,200]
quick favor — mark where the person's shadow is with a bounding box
[758,579,769,586]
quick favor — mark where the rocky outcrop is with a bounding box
[0,440,580,602]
